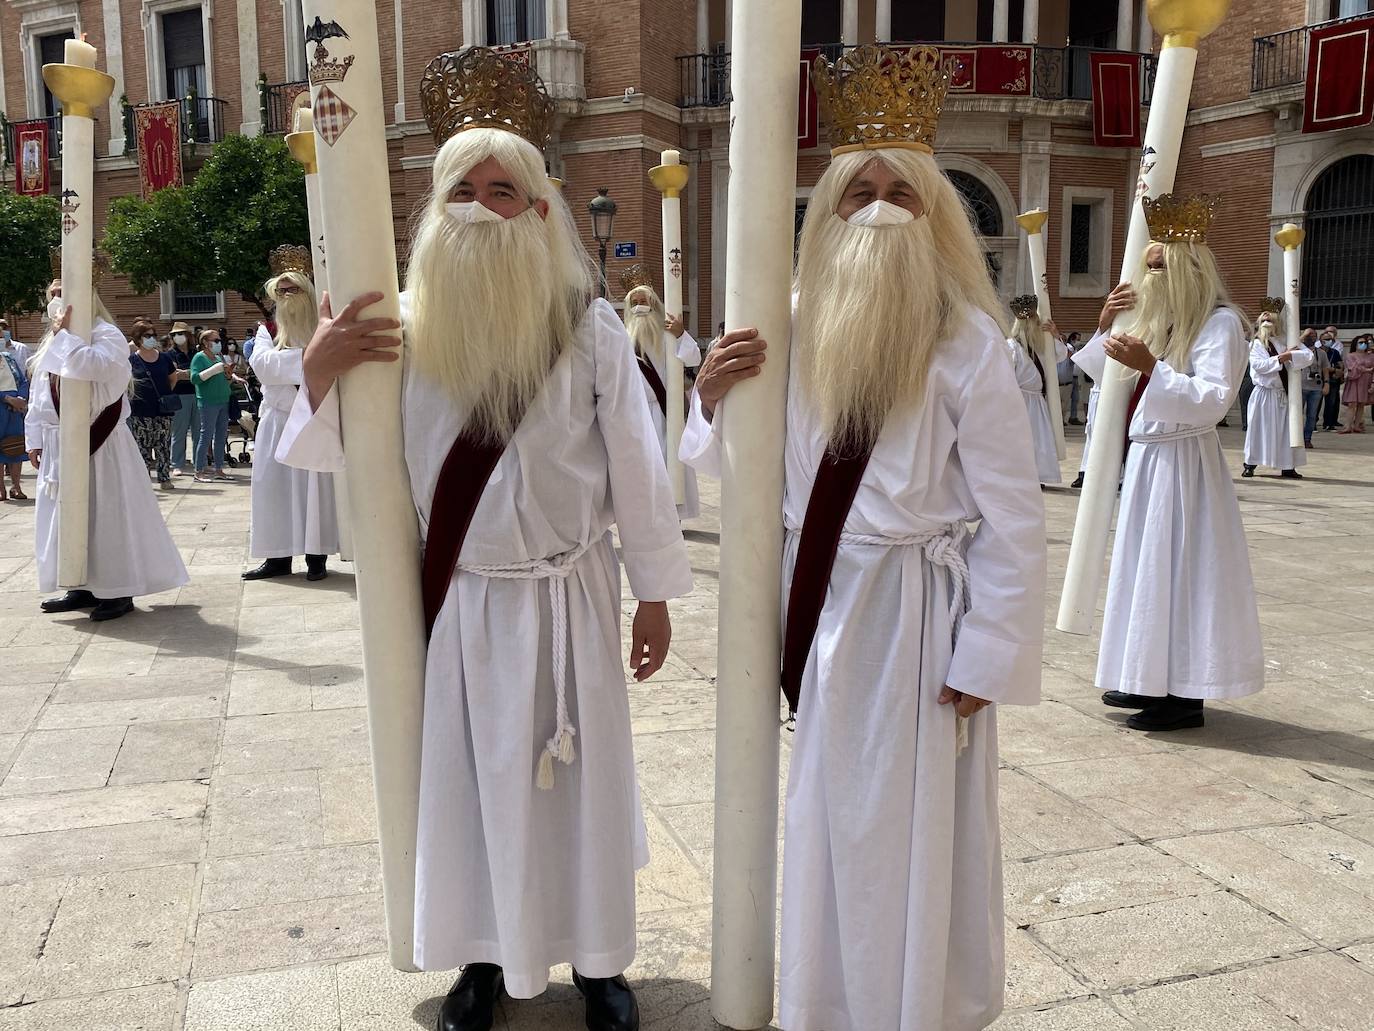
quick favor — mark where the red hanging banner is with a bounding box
[1303,16,1374,135]
[1090,52,1143,148]
[799,48,821,149]
[13,120,51,197]
[135,102,184,198]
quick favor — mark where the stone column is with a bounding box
[1117,0,1136,49]
[993,0,1010,41]
[462,0,487,47]
[876,0,892,41]
[697,0,710,51]
[843,0,859,44]
[1023,0,1040,43]
[102,0,128,153]
[546,0,569,38]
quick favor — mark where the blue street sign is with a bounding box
[614,242,637,259]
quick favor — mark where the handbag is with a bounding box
[140,355,182,415]
[0,435,25,458]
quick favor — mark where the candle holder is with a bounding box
[40,64,115,120]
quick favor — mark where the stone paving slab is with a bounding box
[0,425,1371,1029]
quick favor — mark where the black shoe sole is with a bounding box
[1102,691,1152,709]
[241,567,294,581]
[1127,712,1205,732]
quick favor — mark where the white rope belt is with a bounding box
[1129,424,1217,445]
[457,538,596,790]
[835,522,976,754]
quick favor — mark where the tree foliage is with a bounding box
[0,191,61,318]
[102,133,309,316]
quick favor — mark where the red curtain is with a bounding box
[799,48,821,149]
[1090,52,1142,148]
[135,102,184,198]
[1303,16,1374,135]
[13,120,51,196]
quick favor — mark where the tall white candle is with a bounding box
[64,37,97,69]
[1276,224,1306,449]
[650,151,690,504]
[1017,209,1067,462]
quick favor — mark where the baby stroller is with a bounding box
[224,369,261,467]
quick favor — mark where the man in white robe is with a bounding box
[1092,195,1263,731]
[1006,295,1067,486]
[243,250,341,581]
[1242,299,1312,479]
[683,45,1046,1031]
[26,284,189,621]
[277,50,689,1031]
[620,270,701,519]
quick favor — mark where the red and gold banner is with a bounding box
[798,47,821,149]
[135,102,184,198]
[1303,16,1374,135]
[942,46,1031,96]
[13,120,51,197]
[1091,52,1143,148]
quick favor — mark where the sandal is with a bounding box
[8,488,26,500]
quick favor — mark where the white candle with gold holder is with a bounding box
[1057,0,1230,636]
[1016,208,1067,461]
[43,38,115,587]
[648,150,690,505]
[1274,224,1306,450]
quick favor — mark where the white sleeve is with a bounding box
[1070,330,1108,382]
[1138,310,1245,426]
[1288,344,1315,371]
[680,387,724,479]
[1249,340,1281,377]
[249,345,304,387]
[591,301,693,601]
[275,380,346,473]
[676,330,702,367]
[55,321,129,386]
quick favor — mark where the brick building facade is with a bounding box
[2,0,1372,343]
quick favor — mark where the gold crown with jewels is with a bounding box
[419,47,554,149]
[1258,296,1285,315]
[268,244,313,277]
[813,45,950,157]
[1143,193,1221,244]
[1011,294,1040,320]
[618,264,655,297]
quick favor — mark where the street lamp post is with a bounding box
[588,186,617,299]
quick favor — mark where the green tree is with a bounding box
[102,133,309,317]
[0,191,61,319]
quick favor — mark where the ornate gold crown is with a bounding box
[813,45,950,156]
[1258,296,1285,315]
[269,244,313,278]
[619,264,655,297]
[1143,193,1220,244]
[1011,294,1039,320]
[308,43,355,85]
[49,246,110,285]
[420,47,554,149]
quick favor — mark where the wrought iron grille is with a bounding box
[678,52,731,108]
[1301,155,1374,328]
[1253,11,1374,93]
[263,81,309,134]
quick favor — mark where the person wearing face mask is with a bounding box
[166,322,201,475]
[1320,327,1345,431]
[127,319,181,490]
[683,46,1045,1031]
[621,267,702,519]
[1338,333,1374,434]
[1005,295,1067,486]
[1242,298,1312,479]
[25,279,188,621]
[277,51,689,1031]
[0,319,33,372]
[0,319,31,502]
[190,328,244,482]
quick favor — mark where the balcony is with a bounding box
[679,43,1156,109]
[0,113,61,166]
[491,38,586,103]
[261,80,309,135]
[122,95,228,157]
[1252,12,1371,93]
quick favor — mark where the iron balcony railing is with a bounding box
[1253,12,1373,92]
[123,94,228,156]
[678,43,1156,109]
[261,79,309,135]
[0,113,62,165]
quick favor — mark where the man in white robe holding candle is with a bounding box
[277,49,689,1031]
[1242,297,1311,480]
[243,245,341,581]
[620,265,701,519]
[1006,294,1067,486]
[1092,194,1264,730]
[683,46,1046,1031]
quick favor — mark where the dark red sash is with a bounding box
[49,374,123,455]
[1121,371,1152,453]
[637,356,668,415]
[1029,347,1049,399]
[780,443,874,717]
[1267,341,1289,395]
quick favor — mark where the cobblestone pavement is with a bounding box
[1,424,1373,1031]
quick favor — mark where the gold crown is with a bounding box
[420,47,554,149]
[308,43,355,85]
[813,45,950,157]
[50,246,110,285]
[269,244,313,278]
[1143,193,1220,244]
[1258,296,1285,316]
[619,264,655,297]
[1011,294,1039,320]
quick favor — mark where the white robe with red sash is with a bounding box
[1007,336,1066,485]
[1243,337,1313,471]
[682,307,1046,1031]
[638,329,701,520]
[277,297,692,997]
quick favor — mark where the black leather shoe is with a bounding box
[1102,690,1152,709]
[1281,469,1303,479]
[1127,697,1204,732]
[242,558,293,581]
[41,589,97,613]
[90,597,135,622]
[305,554,328,581]
[1069,473,1085,489]
[437,964,503,1031]
[1241,465,1255,478]
[572,970,639,1031]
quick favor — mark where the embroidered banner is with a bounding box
[13,120,51,196]
[135,102,184,198]
[976,46,1031,96]
[799,48,821,149]
[1303,16,1374,134]
[1091,52,1143,147]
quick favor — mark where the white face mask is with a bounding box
[47,297,65,320]
[173,334,187,345]
[210,341,222,355]
[445,201,506,225]
[845,199,916,228]
[141,335,157,347]
[630,305,653,316]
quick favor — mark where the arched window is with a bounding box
[1302,155,1374,328]
[946,170,1004,286]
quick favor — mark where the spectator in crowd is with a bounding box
[1,319,32,371]
[166,322,200,475]
[242,326,260,360]
[190,328,243,482]
[1338,333,1373,435]
[0,333,30,501]
[1300,328,1330,448]
[128,319,179,490]
[1058,331,1080,424]
[1321,327,1344,431]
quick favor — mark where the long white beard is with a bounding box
[626,309,663,361]
[275,290,317,350]
[795,215,945,449]
[406,207,578,442]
